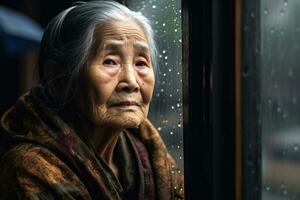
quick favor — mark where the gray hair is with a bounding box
[38,0,157,104]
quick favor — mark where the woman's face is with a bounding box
[77,20,155,129]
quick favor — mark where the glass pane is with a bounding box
[127,0,183,170]
[261,0,300,199]
[243,0,300,200]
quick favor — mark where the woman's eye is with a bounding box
[103,59,118,67]
[136,61,148,68]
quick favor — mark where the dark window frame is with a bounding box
[183,0,237,200]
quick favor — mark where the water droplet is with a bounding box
[162,50,166,54]
[171,106,175,109]
[160,88,164,92]
[174,29,178,32]
[280,9,285,16]
[162,23,166,26]
[168,68,172,72]
[266,186,271,191]
[283,189,288,195]
[164,56,168,60]
[294,144,299,151]
[179,39,182,43]
[158,127,162,131]
[250,12,255,18]
[277,107,282,113]
[163,73,166,76]
[179,156,182,160]
[170,131,174,135]
[177,145,180,149]
[177,103,180,108]
[270,27,275,34]
[152,5,156,8]
[263,9,269,15]
[284,0,288,6]
[155,21,159,24]
[268,99,272,104]
[169,94,173,97]
[178,123,182,127]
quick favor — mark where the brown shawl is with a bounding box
[0,87,184,200]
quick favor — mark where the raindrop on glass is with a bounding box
[268,99,272,104]
[152,5,156,9]
[266,186,271,191]
[280,9,285,16]
[158,127,162,131]
[170,131,174,135]
[288,69,293,76]
[294,144,299,151]
[283,189,288,195]
[284,0,288,6]
[162,23,166,26]
[263,9,269,15]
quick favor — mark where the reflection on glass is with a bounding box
[127,0,183,170]
[260,0,300,199]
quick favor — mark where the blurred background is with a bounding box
[0,0,78,116]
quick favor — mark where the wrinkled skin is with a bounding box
[77,19,155,129]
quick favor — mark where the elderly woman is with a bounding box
[0,1,183,200]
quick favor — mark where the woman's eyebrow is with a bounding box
[102,41,123,52]
[134,42,150,54]
[101,40,150,55]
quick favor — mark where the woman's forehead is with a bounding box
[96,20,148,44]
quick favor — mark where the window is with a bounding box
[242,0,300,199]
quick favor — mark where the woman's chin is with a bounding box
[110,114,144,128]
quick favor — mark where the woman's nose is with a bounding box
[116,64,140,93]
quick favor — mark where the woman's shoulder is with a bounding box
[0,143,88,199]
